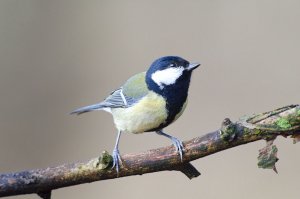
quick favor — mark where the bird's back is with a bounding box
[122,71,148,100]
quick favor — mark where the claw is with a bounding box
[112,131,122,174]
[156,130,184,161]
[112,148,122,173]
[170,136,184,161]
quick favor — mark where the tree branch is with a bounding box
[0,104,299,198]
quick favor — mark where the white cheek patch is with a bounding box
[151,66,184,89]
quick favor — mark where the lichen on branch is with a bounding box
[0,104,299,199]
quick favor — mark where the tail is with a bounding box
[70,103,104,115]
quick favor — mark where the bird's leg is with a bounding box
[156,130,184,161]
[112,130,122,173]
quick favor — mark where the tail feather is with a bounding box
[70,103,104,115]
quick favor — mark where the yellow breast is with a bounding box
[111,91,168,134]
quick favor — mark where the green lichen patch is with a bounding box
[220,118,237,142]
[253,128,262,135]
[297,109,300,116]
[257,140,278,173]
[275,108,300,128]
[276,118,292,129]
[198,144,208,152]
[96,151,113,169]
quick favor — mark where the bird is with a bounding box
[71,56,200,173]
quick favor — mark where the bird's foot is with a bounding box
[156,130,184,161]
[170,136,184,161]
[112,148,122,174]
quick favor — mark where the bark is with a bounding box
[0,104,299,198]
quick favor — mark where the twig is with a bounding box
[0,104,299,198]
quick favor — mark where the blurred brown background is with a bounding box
[0,0,299,198]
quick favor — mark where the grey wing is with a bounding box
[71,88,138,115]
[102,88,137,108]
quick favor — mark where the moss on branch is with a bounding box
[0,104,299,198]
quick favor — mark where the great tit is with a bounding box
[71,56,200,173]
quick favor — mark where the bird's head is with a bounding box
[146,56,200,92]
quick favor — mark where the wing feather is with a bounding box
[71,72,148,115]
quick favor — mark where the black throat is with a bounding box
[146,71,192,130]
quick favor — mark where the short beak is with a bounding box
[187,62,201,71]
